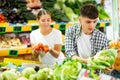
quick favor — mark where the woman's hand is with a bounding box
[33,42,49,53]
[33,42,50,57]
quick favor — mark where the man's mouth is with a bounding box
[88,28,92,31]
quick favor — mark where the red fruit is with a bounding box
[37,42,44,51]
[43,47,49,53]
[44,44,49,48]
[34,45,40,51]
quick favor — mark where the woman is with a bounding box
[30,9,65,65]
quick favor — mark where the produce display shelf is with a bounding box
[0,21,111,56]
[0,45,65,56]
[0,47,32,56]
[4,58,41,66]
[0,22,112,33]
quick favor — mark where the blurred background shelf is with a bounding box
[0,47,32,56]
[0,21,112,33]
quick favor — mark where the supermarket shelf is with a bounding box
[0,45,65,56]
[0,25,38,33]
[0,47,32,56]
[0,22,112,33]
[4,58,41,65]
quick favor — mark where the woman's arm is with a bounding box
[49,44,62,58]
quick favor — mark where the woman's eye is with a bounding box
[47,20,50,22]
[41,20,45,22]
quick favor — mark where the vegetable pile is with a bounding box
[43,0,110,22]
[54,58,83,80]
[88,49,117,70]
[0,49,118,80]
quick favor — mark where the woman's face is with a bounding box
[38,14,51,29]
[79,16,98,35]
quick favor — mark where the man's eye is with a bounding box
[94,21,97,23]
[86,21,90,23]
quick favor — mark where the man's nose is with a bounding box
[88,23,93,27]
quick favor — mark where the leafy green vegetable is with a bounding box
[2,71,18,80]
[21,67,36,79]
[63,5,78,22]
[54,58,82,80]
[36,68,54,80]
[88,49,117,71]
[98,6,110,20]
[0,73,3,80]
[29,74,37,80]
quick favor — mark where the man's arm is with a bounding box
[65,26,77,58]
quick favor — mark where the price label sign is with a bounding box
[9,50,18,57]
[59,24,66,30]
[106,22,110,26]
[61,45,65,51]
[96,23,100,28]
[0,27,6,34]
[13,26,22,32]
[31,25,39,31]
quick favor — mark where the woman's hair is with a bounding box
[80,4,98,19]
[37,9,51,19]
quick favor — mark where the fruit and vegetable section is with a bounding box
[0,49,120,80]
[0,0,120,79]
[1,22,120,79]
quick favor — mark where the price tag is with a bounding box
[59,24,66,30]
[0,27,6,34]
[61,45,65,51]
[106,22,110,26]
[9,50,18,57]
[96,23,100,28]
[31,25,39,31]
[13,26,22,32]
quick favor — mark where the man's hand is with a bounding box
[72,55,88,64]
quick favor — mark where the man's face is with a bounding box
[79,16,98,35]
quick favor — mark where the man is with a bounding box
[65,4,109,61]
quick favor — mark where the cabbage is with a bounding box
[63,6,78,22]
[17,77,28,80]
[54,58,82,80]
[36,68,54,80]
[88,49,117,70]
[29,74,37,80]
[2,71,18,80]
[0,73,3,80]
[21,67,36,79]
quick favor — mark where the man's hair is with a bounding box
[80,4,98,19]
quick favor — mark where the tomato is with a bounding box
[44,44,49,48]
[43,47,49,53]
[38,42,44,50]
[34,45,40,51]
